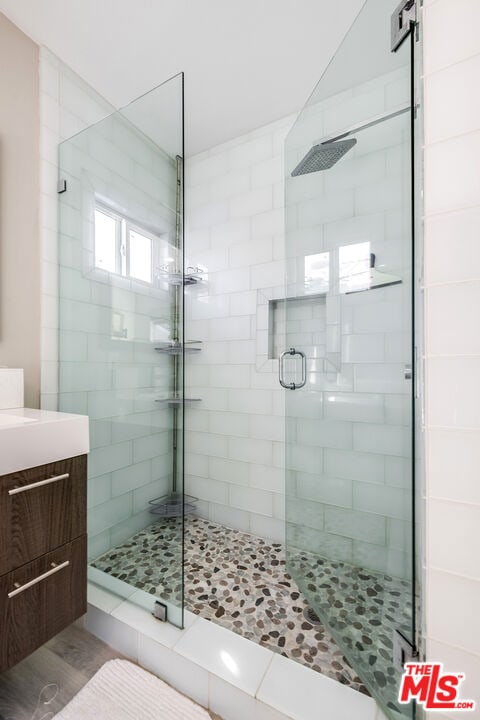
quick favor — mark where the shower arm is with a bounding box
[316,103,411,146]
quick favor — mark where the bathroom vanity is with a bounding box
[0,408,89,672]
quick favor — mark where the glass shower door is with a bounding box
[58,73,186,627]
[284,0,417,717]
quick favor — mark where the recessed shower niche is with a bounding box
[267,294,327,364]
[256,286,333,378]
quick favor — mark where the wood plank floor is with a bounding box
[0,622,221,719]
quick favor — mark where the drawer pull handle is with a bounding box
[8,560,70,598]
[8,473,70,496]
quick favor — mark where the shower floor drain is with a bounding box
[304,607,322,626]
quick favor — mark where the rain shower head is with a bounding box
[291,137,357,177]
[291,105,411,178]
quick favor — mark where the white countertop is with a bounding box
[0,408,89,475]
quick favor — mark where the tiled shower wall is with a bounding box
[184,116,293,542]
[424,0,480,711]
[185,63,413,573]
[283,64,412,580]
[58,114,176,560]
[40,49,177,560]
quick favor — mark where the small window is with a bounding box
[94,209,118,274]
[339,241,371,294]
[304,252,330,294]
[129,229,152,283]
[94,202,155,284]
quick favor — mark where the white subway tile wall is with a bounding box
[424,0,480,697]
[184,115,294,542]
[282,63,413,577]
[184,65,414,576]
[40,49,179,556]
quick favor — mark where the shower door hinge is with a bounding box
[391,0,417,52]
[393,630,418,669]
[152,600,167,622]
[57,179,67,194]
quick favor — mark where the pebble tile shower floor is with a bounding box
[92,516,411,704]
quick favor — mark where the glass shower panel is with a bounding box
[284,0,416,717]
[58,73,185,627]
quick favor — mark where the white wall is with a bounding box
[0,13,40,408]
[40,47,114,411]
[424,0,480,714]
[184,116,292,542]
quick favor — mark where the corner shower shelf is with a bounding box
[154,341,202,355]
[155,397,202,408]
[158,270,203,286]
[148,492,198,518]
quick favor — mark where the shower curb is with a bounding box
[84,581,383,720]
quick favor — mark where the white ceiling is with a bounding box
[0,0,364,155]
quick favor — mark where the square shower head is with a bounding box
[291,137,357,176]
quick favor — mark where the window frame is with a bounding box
[94,200,159,285]
[94,203,123,276]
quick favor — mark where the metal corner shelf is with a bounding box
[154,341,202,355]
[155,397,202,408]
[158,270,204,286]
[149,492,198,518]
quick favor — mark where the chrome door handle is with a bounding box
[279,348,307,390]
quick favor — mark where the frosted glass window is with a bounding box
[339,241,371,294]
[94,209,118,273]
[129,229,152,283]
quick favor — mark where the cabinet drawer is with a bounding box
[0,456,87,574]
[0,535,87,672]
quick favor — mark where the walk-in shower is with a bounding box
[57,0,422,718]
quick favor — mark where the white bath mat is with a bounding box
[53,659,211,720]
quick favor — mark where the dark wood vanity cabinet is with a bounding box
[0,455,87,672]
